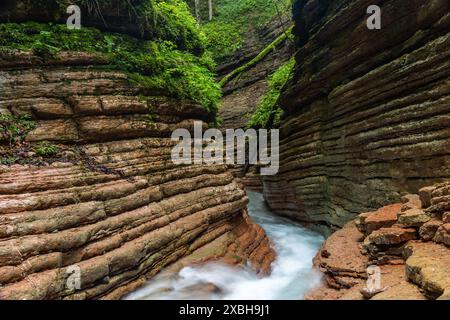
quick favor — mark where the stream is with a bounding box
[125,190,324,300]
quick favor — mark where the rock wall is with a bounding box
[219,17,294,130]
[0,51,275,300]
[307,183,450,300]
[264,0,450,228]
[217,16,294,190]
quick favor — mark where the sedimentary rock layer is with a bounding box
[307,183,450,300]
[264,0,450,227]
[219,17,294,130]
[0,52,275,300]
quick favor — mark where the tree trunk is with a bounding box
[208,0,213,21]
[195,0,201,23]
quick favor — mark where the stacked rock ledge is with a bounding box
[0,51,275,300]
[307,182,450,300]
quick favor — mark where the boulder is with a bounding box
[401,194,422,212]
[404,241,450,299]
[355,204,402,235]
[398,209,431,227]
[419,219,444,241]
[368,227,416,246]
[434,223,450,246]
[419,186,436,208]
[443,212,450,223]
[313,222,368,287]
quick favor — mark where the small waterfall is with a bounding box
[126,191,324,300]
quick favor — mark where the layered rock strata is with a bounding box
[307,182,450,300]
[0,51,275,300]
[217,16,294,190]
[264,0,450,228]
[219,16,294,130]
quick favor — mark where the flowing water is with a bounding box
[126,190,324,300]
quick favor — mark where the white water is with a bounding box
[126,191,324,300]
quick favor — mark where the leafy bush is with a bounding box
[34,141,59,157]
[247,58,295,128]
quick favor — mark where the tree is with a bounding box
[208,0,213,21]
[195,0,201,22]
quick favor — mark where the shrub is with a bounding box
[34,141,59,157]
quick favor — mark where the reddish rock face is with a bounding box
[0,52,275,300]
[308,184,450,300]
[368,227,417,246]
[312,222,367,291]
[355,204,402,235]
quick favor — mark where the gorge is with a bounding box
[0,0,449,301]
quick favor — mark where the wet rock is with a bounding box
[313,222,367,290]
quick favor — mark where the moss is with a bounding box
[247,57,295,129]
[219,26,293,87]
[13,0,205,54]
[0,22,221,112]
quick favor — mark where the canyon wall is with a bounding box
[218,16,294,190]
[264,0,450,229]
[0,51,274,299]
[219,17,294,130]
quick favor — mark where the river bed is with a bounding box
[125,190,324,300]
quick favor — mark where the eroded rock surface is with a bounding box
[263,0,450,228]
[0,52,275,300]
[308,183,450,300]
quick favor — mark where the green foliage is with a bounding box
[152,0,206,54]
[0,22,220,111]
[34,141,59,157]
[219,26,293,87]
[0,114,37,145]
[201,21,243,64]
[247,58,295,128]
[19,0,205,53]
[201,0,292,63]
[0,156,19,165]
